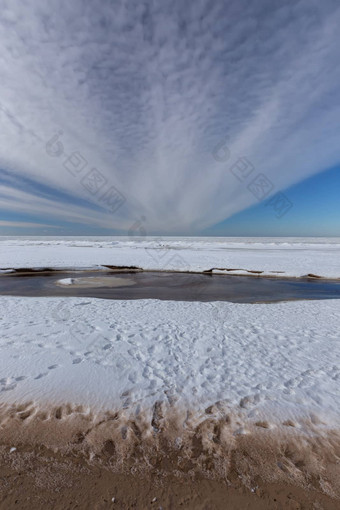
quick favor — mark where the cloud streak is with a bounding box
[0,220,60,228]
[0,0,340,233]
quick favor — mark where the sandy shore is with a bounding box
[1,446,339,510]
[0,401,339,509]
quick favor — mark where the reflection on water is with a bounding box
[0,270,340,303]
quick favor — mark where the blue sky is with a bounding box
[1,163,339,236]
[0,0,340,236]
[205,165,340,237]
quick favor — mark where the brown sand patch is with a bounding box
[1,445,339,509]
[0,401,339,508]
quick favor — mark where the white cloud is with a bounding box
[0,0,340,233]
[0,220,60,228]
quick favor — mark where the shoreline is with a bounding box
[1,236,340,281]
[1,269,340,306]
[0,400,339,508]
[1,266,340,281]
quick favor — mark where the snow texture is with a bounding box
[1,236,340,278]
[0,295,339,428]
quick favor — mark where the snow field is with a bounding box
[0,296,339,429]
[1,236,340,278]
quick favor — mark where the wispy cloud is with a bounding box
[0,220,60,228]
[0,0,340,234]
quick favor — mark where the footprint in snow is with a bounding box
[1,383,16,392]
[34,373,48,380]
[72,358,82,364]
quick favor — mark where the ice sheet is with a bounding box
[1,236,340,278]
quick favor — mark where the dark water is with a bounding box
[1,270,340,303]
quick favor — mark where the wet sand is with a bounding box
[0,401,339,509]
[1,446,339,509]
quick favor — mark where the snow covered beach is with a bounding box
[0,237,339,504]
[0,296,339,424]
